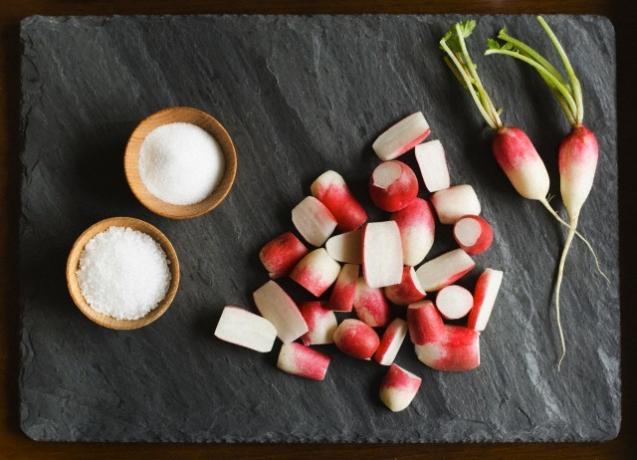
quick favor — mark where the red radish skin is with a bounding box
[407,301,444,344]
[379,364,422,412]
[259,232,309,278]
[299,302,338,346]
[384,266,426,306]
[277,343,331,381]
[467,269,503,332]
[453,215,494,255]
[372,112,431,161]
[436,285,474,320]
[289,248,341,297]
[291,196,338,247]
[369,161,419,212]
[431,184,481,225]
[253,281,308,343]
[310,170,368,231]
[214,306,277,353]
[333,318,380,360]
[415,249,475,292]
[328,264,359,312]
[325,230,362,264]
[374,318,408,366]
[415,140,451,192]
[362,221,403,288]
[354,278,390,327]
[391,198,435,266]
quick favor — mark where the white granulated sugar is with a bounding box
[76,226,171,320]
[139,122,225,205]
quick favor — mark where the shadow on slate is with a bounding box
[18,14,619,442]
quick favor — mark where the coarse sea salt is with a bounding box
[139,122,225,205]
[76,226,171,320]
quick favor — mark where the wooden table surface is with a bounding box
[1,1,634,459]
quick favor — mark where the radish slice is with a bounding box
[290,248,341,297]
[467,269,503,332]
[415,249,475,292]
[214,306,277,353]
[259,232,308,278]
[415,140,451,192]
[328,263,359,312]
[291,196,337,246]
[299,301,338,346]
[362,221,403,288]
[253,281,308,343]
[277,343,331,381]
[436,285,474,320]
[369,161,419,212]
[325,230,362,264]
[374,318,408,366]
[431,185,481,225]
[453,215,494,255]
[379,364,422,412]
[384,266,426,306]
[372,112,431,161]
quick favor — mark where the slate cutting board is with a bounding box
[18,15,619,442]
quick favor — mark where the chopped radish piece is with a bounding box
[431,185,481,225]
[379,364,422,412]
[354,277,390,327]
[453,215,494,255]
[384,266,426,306]
[325,230,362,264]
[391,198,435,266]
[372,112,431,161]
[415,140,451,192]
[291,196,337,246]
[277,343,330,381]
[415,249,475,292]
[299,301,338,346]
[214,306,277,353]
[407,300,443,344]
[333,318,380,360]
[436,285,474,320]
[259,232,308,278]
[328,263,359,312]
[374,318,408,365]
[467,269,503,332]
[290,248,341,297]
[310,170,368,231]
[253,281,308,343]
[362,221,403,288]
[369,161,419,212]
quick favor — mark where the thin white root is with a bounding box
[555,220,577,371]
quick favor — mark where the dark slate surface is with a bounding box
[18,15,619,442]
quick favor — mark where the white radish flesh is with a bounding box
[291,196,337,246]
[415,249,475,292]
[214,306,277,353]
[431,185,481,225]
[379,364,422,412]
[253,281,308,343]
[373,318,408,366]
[436,285,474,320]
[372,112,431,161]
[415,140,451,192]
[467,269,503,332]
[453,215,493,255]
[362,221,403,288]
[325,230,362,264]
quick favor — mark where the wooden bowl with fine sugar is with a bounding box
[66,216,180,330]
[124,106,238,220]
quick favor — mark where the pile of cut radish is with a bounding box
[214,112,504,412]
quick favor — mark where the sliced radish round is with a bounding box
[453,215,493,255]
[435,285,474,320]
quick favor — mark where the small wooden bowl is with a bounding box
[124,106,238,220]
[66,217,180,330]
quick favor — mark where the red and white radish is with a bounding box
[253,281,308,343]
[299,301,338,346]
[354,277,390,327]
[415,249,475,292]
[259,232,308,278]
[391,198,435,266]
[362,221,403,288]
[415,140,451,192]
[325,229,362,264]
[290,248,341,297]
[379,364,422,412]
[214,306,277,353]
[436,285,474,320]
[407,300,443,345]
[277,343,331,381]
[310,170,368,231]
[372,112,431,161]
[374,318,408,366]
[328,263,359,312]
[431,185,481,225]
[333,318,380,360]
[453,215,493,255]
[368,160,419,212]
[384,266,426,306]
[291,196,337,246]
[467,268,503,332]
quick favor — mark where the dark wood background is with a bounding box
[1,1,634,459]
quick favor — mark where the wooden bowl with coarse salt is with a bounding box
[124,106,238,220]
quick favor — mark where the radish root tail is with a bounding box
[555,220,577,371]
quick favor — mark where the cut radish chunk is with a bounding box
[415,249,475,292]
[415,140,451,192]
[328,263,359,312]
[354,278,390,327]
[277,343,331,381]
[431,185,481,225]
[369,161,419,212]
[299,301,338,346]
[407,300,443,345]
[259,232,308,278]
[290,248,341,297]
[467,269,503,332]
[333,318,380,360]
[453,215,494,255]
[379,364,422,412]
[374,318,408,366]
[372,112,431,161]
[214,306,277,353]
[253,281,308,343]
[325,230,362,264]
[384,266,426,306]
[310,170,368,231]
[291,196,337,246]
[362,221,403,288]
[391,198,435,266]
[436,285,474,320]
